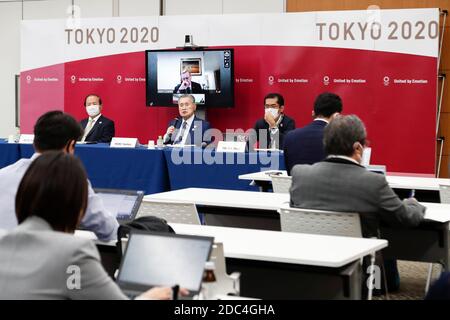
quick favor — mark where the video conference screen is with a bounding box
[145,48,234,107]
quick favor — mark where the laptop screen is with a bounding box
[117,231,213,293]
[94,188,144,221]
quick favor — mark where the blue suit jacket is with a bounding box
[164,116,211,147]
[283,120,327,174]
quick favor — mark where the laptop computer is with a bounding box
[94,188,144,223]
[366,165,387,175]
[116,230,214,299]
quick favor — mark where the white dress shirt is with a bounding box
[0,153,118,241]
[173,114,195,145]
[81,113,102,142]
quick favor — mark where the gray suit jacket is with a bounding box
[0,216,127,300]
[290,158,426,237]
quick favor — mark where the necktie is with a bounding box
[174,121,188,144]
[81,118,95,142]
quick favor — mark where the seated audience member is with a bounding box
[163,94,211,146]
[283,92,342,174]
[173,69,203,94]
[253,93,295,149]
[290,115,426,292]
[0,111,118,241]
[425,272,450,299]
[80,94,115,143]
[0,152,187,299]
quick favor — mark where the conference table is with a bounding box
[239,170,449,201]
[239,170,450,191]
[0,140,20,169]
[76,224,387,299]
[170,223,387,299]
[144,188,450,271]
[163,147,284,191]
[0,141,285,194]
[144,187,290,230]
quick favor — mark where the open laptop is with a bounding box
[116,230,213,299]
[94,188,144,223]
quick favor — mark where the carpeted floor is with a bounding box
[374,261,440,300]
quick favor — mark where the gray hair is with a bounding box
[178,94,196,104]
[323,114,367,157]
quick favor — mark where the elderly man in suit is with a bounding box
[290,114,426,293]
[173,70,203,94]
[283,92,342,174]
[163,94,211,147]
[80,94,115,143]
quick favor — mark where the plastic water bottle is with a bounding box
[14,127,20,142]
[157,135,164,147]
[200,261,217,300]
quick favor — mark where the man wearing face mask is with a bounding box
[80,94,115,143]
[253,93,295,149]
[290,115,426,293]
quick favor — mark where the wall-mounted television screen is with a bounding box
[146,48,234,107]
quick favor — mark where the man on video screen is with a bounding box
[173,69,203,94]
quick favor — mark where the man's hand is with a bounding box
[264,111,277,128]
[166,126,175,135]
[179,80,190,91]
[137,286,190,300]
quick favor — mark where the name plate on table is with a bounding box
[110,137,138,148]
[217,141,246,153]
[18,134,34,144]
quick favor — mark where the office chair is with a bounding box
[136,200,201,225]
[206,242,241,298]
[278,205,389,300]
[425,184,450,293]
[270,175,292,194]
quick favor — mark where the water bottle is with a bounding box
[14,127,20,143]
[199,261,217,300]
[157,135,164,147]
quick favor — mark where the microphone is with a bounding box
[164,117,180,144]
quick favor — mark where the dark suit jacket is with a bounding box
[283,120,327,174]
[290,157,426,238]
[173,81,203,94]
[80,115,115,143]
[252,114,295,149]
[164,116,211,147]
[425,272,450,299]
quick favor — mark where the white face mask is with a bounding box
[265,107,279,118]
[86,104,100,117]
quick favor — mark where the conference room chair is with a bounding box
[278,206,388,300]
[270,175,292,194]
[136,200,201,225]
[208,242,241,297]
[426,184,450,293]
